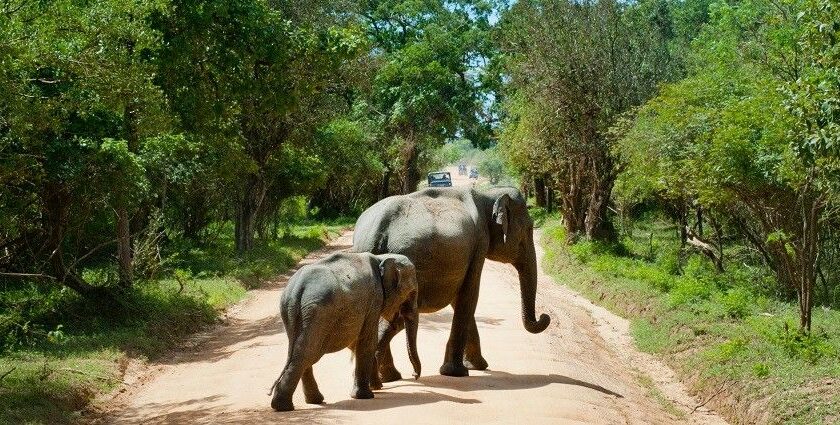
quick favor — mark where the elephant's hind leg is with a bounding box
[302,367,324,404]
[376,316,405,383]
[464,316,488,370]
[271,332,320,411]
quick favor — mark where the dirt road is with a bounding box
[99,174,728,424]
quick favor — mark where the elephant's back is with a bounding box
[353,196,402,253]
[381,196,477,311]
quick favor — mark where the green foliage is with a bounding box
[614,0,838,332]
[361,0,496,192]
[0,221,345,423]
[542,214,840,423]
[752,362,770,378]
[767,327,836,365]
[706,338,747,363]
[476,146,507,184]
[497,0,679,241]
[719,287,754,319]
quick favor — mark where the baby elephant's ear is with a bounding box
[379,257,399,289]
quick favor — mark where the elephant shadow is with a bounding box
[322,389,481,412]
[318,369,621,413]
[392,369,623,398]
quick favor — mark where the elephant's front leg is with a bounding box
[350,318,378,400]
[464,316,488,370]
[375,316,405,383]
[440,259,484,377]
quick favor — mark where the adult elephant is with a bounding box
[353,186,551,379]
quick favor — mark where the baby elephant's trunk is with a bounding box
[402,294,421,379]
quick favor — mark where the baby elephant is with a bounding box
[269,252,421,412]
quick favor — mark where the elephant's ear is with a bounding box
[493,193,511,243]
[379,257,399,292]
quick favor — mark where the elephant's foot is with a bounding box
[464,355,488,371]
[270,394,294,412]
[350,385,374,400]
[379,365,402,382]
[439,362,469,377]
[304,391,324,405]
[370,376,383,390]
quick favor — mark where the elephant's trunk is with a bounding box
[517,232,550,334]
[402,294,421,379]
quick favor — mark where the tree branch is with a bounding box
[685,226,724,272]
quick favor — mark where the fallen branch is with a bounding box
[692,385,727,414]
[684,226,724,272]
[0,367,16,385]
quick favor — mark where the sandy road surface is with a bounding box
[98,172,728,425]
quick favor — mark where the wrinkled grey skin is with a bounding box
[353,186,550,380]
[269,253,420,412]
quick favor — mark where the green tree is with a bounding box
[618,0,838,331]
[0,0,169,295]
[361,0,494,194]
[499,0,676,242]
[155,0,363,253]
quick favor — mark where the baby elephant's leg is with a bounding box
[302,367,324,404]
[271,333,318,411]
[376,315,405,382]
[351,316,379,400]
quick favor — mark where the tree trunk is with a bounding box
[116,208,133,288]
[558,159,587,243]
[380,167,393,200]
[685,226,724,272]
[738,188,823,333]
[546,187,554,213]
[584,178,616,242]
[584,154,617,243]
[235,173,267,254]
[696,205,704,236]
[401,138,420,194]
[534,177,547,208]
[43,182,113,302]
[116,102,140,288]
[797,192,822,333]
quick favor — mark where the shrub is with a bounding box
[668,277,715,308]
[753,362,770,378]
[569,242,594,263]
[707,338,747,363]
[768,326,835,365]
[720,287,754,319]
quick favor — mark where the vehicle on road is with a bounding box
[469,168,479,179]
[427,171,452,187]
[458,163,467,175]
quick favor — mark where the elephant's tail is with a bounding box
[267,374,282,396]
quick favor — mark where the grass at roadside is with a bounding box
[0,220,349,425]
[539,214,840,425]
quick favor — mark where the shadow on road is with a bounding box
[400,369,623,398]
[114,400,343,424]
[110,370,620,423]
[156,315,281,366]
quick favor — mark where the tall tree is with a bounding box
[361,0,494,194]
[0,0,168,295]
[498,0,676,242]
[155,0,362,253]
